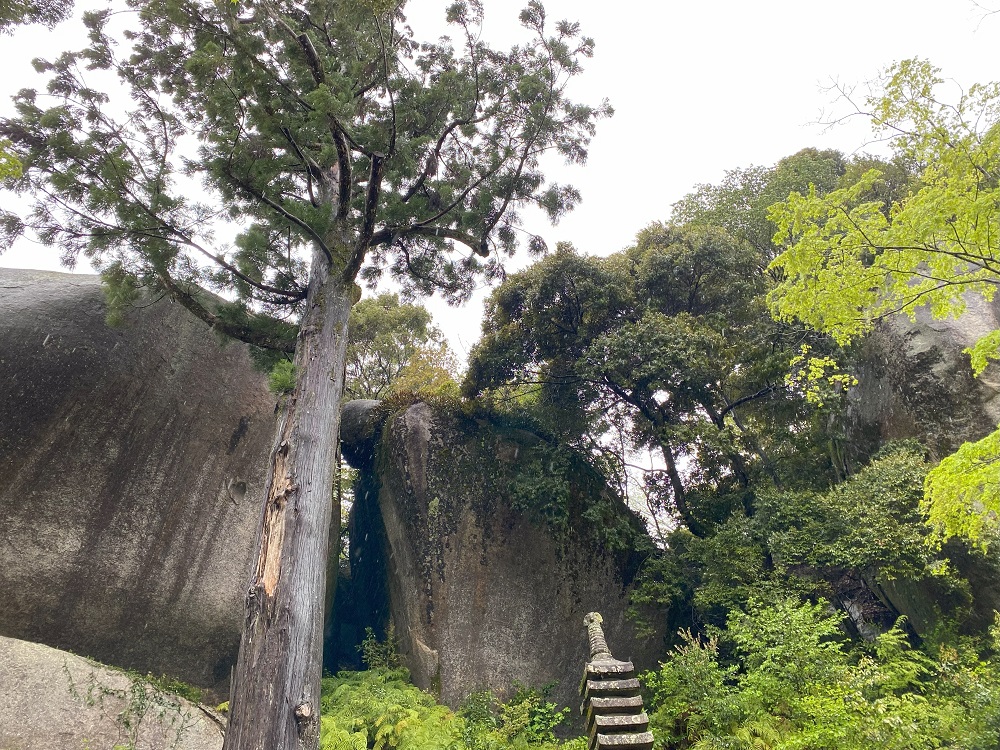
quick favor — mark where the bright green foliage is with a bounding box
[924,427,1000,549]
[320,670,457,750]
[268,359,297,394]
[318,670,578,750]
[642,598,1000,750]
[0,140,21,181]
[768,59,1000,547]
[770,59,1000,349]
[784,344,857,409]
[387,343,461,399]
[967,329,1000,377]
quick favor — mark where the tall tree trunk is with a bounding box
[656,435,707,538]
[223,253,353,750]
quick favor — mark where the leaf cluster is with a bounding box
[769,59,1000,351]
[924,426,1000,549]
[345,292,447,400]
[0,0,72,33]
[629,443,971,639]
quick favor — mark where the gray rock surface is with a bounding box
[851,293,1000,459]
[0,268,274,697]
[849,294,1000,633]
[343,400,660,711]
[0,635,224,750]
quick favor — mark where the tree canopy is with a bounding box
[0,0,72,34]
[1,0,608,318]
[463,224,835,538]
[345,292,445,400]
[768,59,1000,547]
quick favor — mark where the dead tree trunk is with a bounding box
[223,251,353,750]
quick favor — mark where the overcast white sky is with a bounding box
[2,0,999,357]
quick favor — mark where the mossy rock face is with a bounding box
[342,400,661,713]
[0,269,274,697]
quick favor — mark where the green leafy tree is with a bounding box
[345,292,447,400]
[464,228,832,536]
[672,147,850,262]
[768,59,1000,548]
[0,1,608,747]
[317,668,577,750]
[385,341,460,398]
[642,598,1000,750]
[758,442,932,582]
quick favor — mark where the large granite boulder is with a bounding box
[339,400,660,711]
[0,635,224,750]
[0,268,274,696]
[850,293,1000,459]
[848,295,1000,633]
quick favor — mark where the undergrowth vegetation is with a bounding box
[642,598,1000,750]
[318,668,583,750]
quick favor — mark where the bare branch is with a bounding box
[370,224,488,257]
[344,153,385,282]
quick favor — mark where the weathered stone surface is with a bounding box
[0,635,224,750]
[850,294,1000,460]
[0,269,274,696]
[342,400,661,711]
[848,296,1000,633]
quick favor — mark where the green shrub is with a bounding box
[319,670,580,750]
[642,597,1000,750]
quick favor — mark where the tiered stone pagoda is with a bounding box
[580,612,653,750]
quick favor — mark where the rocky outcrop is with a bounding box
[850,293,1000,459]
[0,635,224,750]
[0,268,274,696]
[848,295,1000,634]
[339,400,660,711]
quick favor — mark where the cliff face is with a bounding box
[850,293,1000,460]
[340,400,660,711]
[848,296,1000,633]
[0,268,274,694]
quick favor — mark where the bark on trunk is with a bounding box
[656,438,706,538]
[223,260,353,750]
